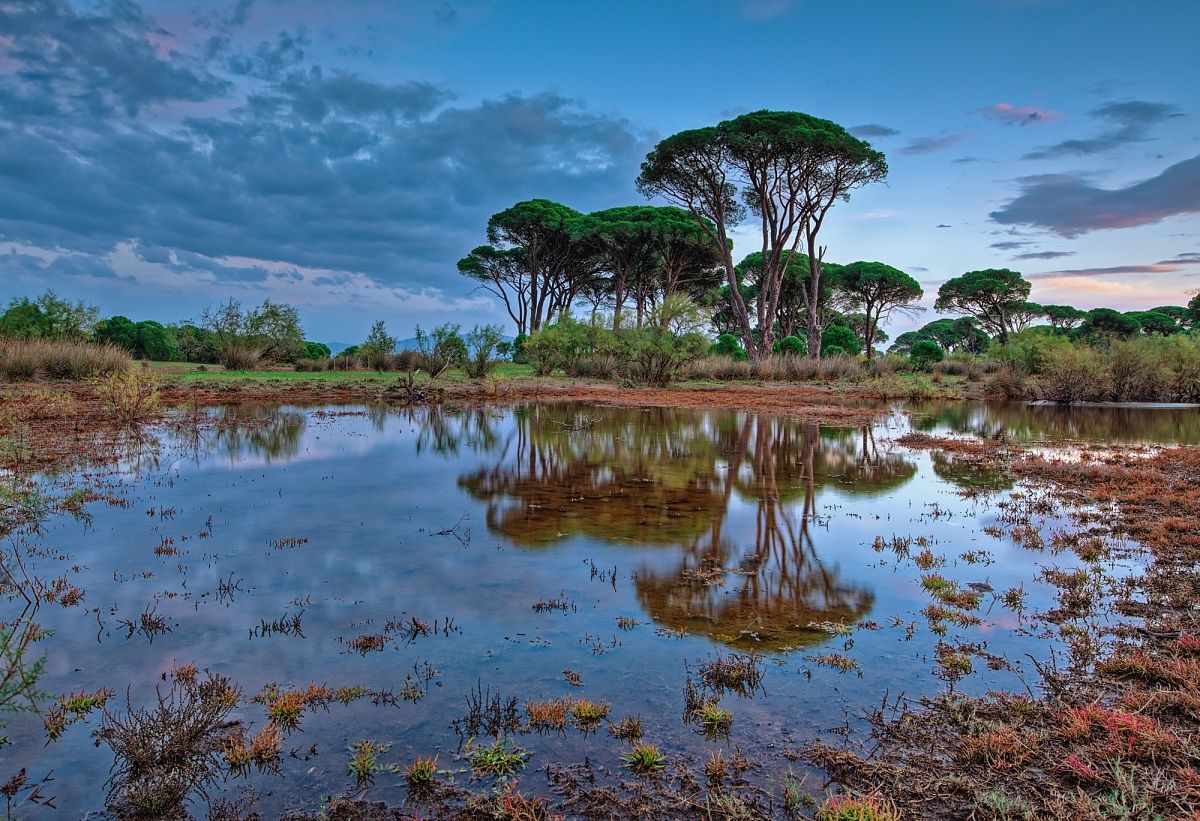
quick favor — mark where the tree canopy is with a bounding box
[835,261,923,359]
[638,110,887,359]
[934,268,1032,343]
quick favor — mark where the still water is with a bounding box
[3,400,1196,815]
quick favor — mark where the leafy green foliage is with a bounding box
[909,339,944,370]
[200,298,305,366]
[0,291,99,340]
[1077,308,1141,340]
[836,261,922,359]
[774,335,806,356]
[463,324,505,379]
[711,333,748,360]
[821,324,861,356]
[935,269,1032,343]
[300,341,331,360]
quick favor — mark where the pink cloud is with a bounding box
[976,102,1064,126]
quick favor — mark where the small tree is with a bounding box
[710,333,747,360]
[463,325,505,379]
[362,320,398,371]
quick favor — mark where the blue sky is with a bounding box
[1,0,1197,343]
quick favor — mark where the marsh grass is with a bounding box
[96,673,241,819]
[684,353,864,383]
[466,737,529,778]
[620,742,667,775]
[0,338,129,381]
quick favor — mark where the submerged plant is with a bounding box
[621,742,667,775]
[466,737,529,778]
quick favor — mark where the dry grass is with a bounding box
[0,338,129,381]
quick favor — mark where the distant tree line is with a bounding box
[0,292,322,370]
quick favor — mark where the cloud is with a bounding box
[936,224,952,228]
[0,13,654,299]
[0,0,230,118]
[975,102,1064,126]
[900,133,969,155]
[1013,250,1075,260]
[1027,257,1200,280]
[990,154,1200,236]
[849,124,899,138]
[250,67,455,123]
[1023,100,1183,160]
[990,241,1032,250]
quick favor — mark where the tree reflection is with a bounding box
[910,400,1200,445]
[454,404,919,650]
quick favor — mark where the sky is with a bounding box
[1,0,1198,344]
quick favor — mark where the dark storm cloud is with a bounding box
[990,154,1200,237]
[849,124,899,138]
[0,1,655,295]
[1023,100,1183,160]
[0,0,230,118]
[900,133,969,155]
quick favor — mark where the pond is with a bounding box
[2,399,1196,816]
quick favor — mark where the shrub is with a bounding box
[710,333,748,361]
[294,358,326,372]
[463,324,505,379]
[97,367,160,424]
[774,335,806,356]
[821,324,861,356]
[616,326,708,386]
[511,332,529,363]
[524,318,618,377]
[983,365,1029,400]
[414,324,466,376]
[986,331,1070,375]
[220,344,263,372]
[909,339,944,370]
[1036,345,1109,403]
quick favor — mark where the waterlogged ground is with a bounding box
[4,399,1200,817]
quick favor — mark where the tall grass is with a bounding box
[684,354,866,382]
[0,338,130,381]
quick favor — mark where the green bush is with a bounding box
[710,332,748,361]
[773,335,806,356]
[615,326,708,386]
[511,332,529,363]
[821,325,861,356]
[909,339,944,370]
[463,324,505,379]
[301,341,331,360]
[524,318,618,377]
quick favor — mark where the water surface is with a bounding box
[3,399,1189,815]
